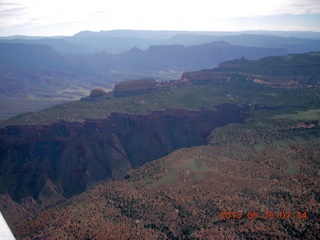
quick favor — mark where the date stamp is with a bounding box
[220,211,307,220]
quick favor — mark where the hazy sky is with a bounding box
[1,0,320,36]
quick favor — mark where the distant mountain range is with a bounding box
[0,41,287,99]
[1,30,320,54]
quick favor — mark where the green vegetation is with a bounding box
[15,122,320,238]
[283,159,299,175]
[221,52,320,78]
[272,109,320,120]
[1,74,320,127]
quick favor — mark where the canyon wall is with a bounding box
[0,106,250,207]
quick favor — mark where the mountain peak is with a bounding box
[129,46,143,52]
[208,40,232,46]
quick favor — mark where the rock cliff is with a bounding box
[0,107,250,210]
[113,79,157,96]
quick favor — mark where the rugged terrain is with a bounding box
[0,52,320,238]
[13,123,320,239]
[2,29,320,120]
[0,39,288,120]
[0,108,249,209]
[0,41,286,98]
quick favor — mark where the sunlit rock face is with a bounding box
[113,79,157,97]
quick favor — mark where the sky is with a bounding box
[0,0,320,36]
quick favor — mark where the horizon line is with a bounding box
[1,29,320,38]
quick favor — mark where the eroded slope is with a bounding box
[14,121,320,239]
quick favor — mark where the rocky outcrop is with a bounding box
[90,88,107,97]
[181,71,228,82]
[0,106,250,209]
[113,79,157,96]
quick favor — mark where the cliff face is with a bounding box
[0,107,250,205]
[113,79,157,97]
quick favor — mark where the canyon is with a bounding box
[0,106,250,225]
[1,51,319,238]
